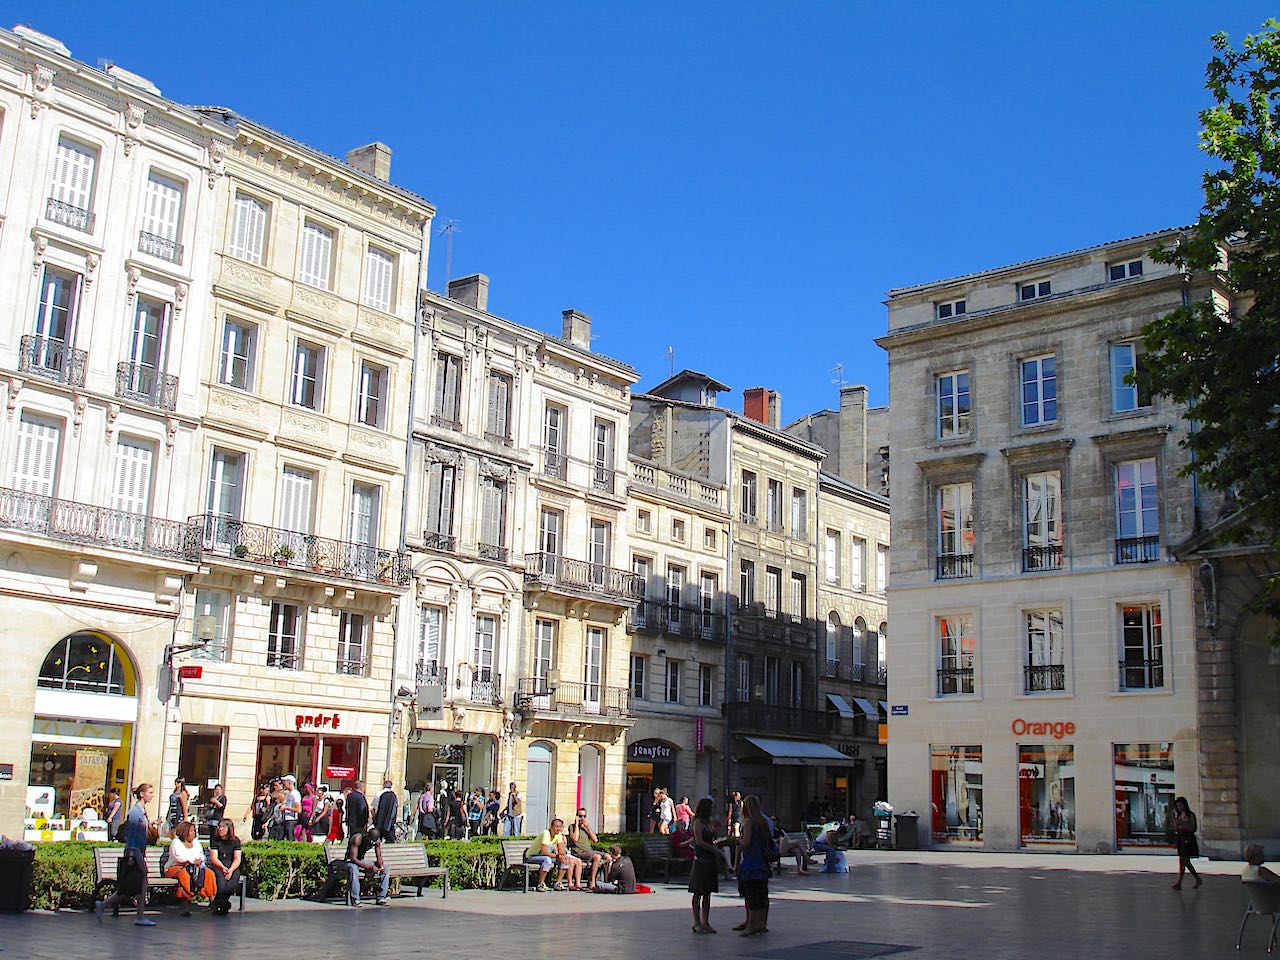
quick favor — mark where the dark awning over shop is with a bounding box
[826,694,856,719]
[741,736,850,767]
[878,700,891,717]
[852,697,881,718]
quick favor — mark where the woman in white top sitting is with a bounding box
[164,821,218,912]
[1243,844,1280,883]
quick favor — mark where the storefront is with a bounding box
[1114,741,1176,849]
[404,729,497,796]
[625,739,677,832]
[256,729,366,793]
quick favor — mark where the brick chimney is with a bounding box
[839,384,868,487]
[743,387,781,429]
[562,309,591,350]
[346,142,392,180]
[447,274,489,311]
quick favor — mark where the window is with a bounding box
[935,298,966,320]
[337,612,367,676]
[791,487,807,536]
[1020,280,1052,301]
[432,354,463,429]
[1023,471,1063,571]
[699,572,717,629]
[632,557,652,622]
[937,482,974,579]
[850,537,866,591]
[790,661,804,710]
[356,360,388,428]
[937,614,975,696]
[1115,458,1159,562]
[703,527,716,550]
[479,476,507,553]
[736,655,752,702]
[418,605,444,677]
[207,448,245,520]
[538,507,562,555]
[764,567,781,616]
[583,626,605,708]
[739,559,755,607]
[1114,742,1175,848]
[485,371,512,441]
[425,461,457,543]
[593,420,615,491]
[636,509,652,534]
[1110,343,1149,413]
[666,565,685,625]
[218,319,257,391]
[789,572,806,621]
[629,654,647,700]
[764,656,780,705]
[936,371,971,439]
[228,192,267,264]
[740,470,758,521]
[192,589,232,662]
[39,634,126,694]
[1025,609,1065,693]
[291,340,325,410]
[534,619,556,691]
[32,266,81,375]
[11,413,61,505]
[671,518,686,543]
[267,601,302,670]
[666,660,682,703]
[825,613,839,668]
[126,296,169,382]
[109,436,154,518]
[1020,355,1058,426]
[931,745,983,843]
[49,136,97,230]
[543,403,566,478]
[347,481,381,578]
[824,529,841,583]
[1108,259,1144,282]
[875,544,888,595]
[362,246,395,312]
[278,466,315,555]
[699,663,714,707]
[1120,602,1164,690]
[473,615,497,683]
[299,220,333,289]
[766,479,783,531]
[139,171,184,262]
[588,520,610,585]
[1018,744,1075,846]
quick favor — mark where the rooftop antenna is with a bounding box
[437,219,459,288]
[831,362,845,390]
[664,346,675,378]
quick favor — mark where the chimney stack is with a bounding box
[447,274,489,312]
[346,142,392,180]
[562,309,592,350]
[839,385,869,487]
[743,387,781,429]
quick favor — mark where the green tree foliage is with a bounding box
[1140,20,1280,635]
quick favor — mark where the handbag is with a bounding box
[116,854,143,897]
[184,862,207,896]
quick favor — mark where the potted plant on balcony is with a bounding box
[273,545,295,565]
[304,535,324,573]
[232,544,250,560]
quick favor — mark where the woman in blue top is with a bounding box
[734,795,772,937]
[95,783,158,927]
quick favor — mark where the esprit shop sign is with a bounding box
[296,712,343,732]
[1010,718,1075,740]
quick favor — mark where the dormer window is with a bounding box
[935,298,966,320]
[1020,280,1052,301]
[1108,260,1144,282]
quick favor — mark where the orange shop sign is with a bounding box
[1010,718,1075,740]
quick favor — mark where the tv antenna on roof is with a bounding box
[664,345,675,378]
[437,219,459,288]
[831,362,845,389]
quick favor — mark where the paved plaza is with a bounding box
[0,852,1264,960]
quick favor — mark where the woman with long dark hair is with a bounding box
[1171,796,1202,890]
[688,797,720,933]
[245,784,270,841]
[726,790,744,872]
[208,818,242,915]
[735,795,772,936]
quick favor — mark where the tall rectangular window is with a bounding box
[1018,745,1076,846]
[665,565,685,626]
[473,615,497,682]
[789,572,806,620]
[33,266,81,362]
[486,371,512,441]
[790,661,804,710]
[337,612,367,676]
[1114,742,1175,848]
[543,403,566,478]
[348,482,380,546]
[49,137,97,230]
[766,479,783,531]
[267,601,302,670]
[1116,458,1159,562]
[278,466,315,535]
[538,507,562,555]
[425,462,457,541]
[739,559,755,607]
[432,354,463,428]
[764,567,781,616]
[584,627,605,709]
[192,588,232,662]
[1120,603,1164,690]
[11,413,61,498]
[588,520,611,585]
[930,745,983,843]
[937,482,974,579]
[533,618,556,691]
[850,537,866,591]
[109,436,154,516]
[1025,609,1065,692]
[1020,355,1058,426]
[699,663,714,707]
[356,360,388,428]
[362,246,395,312]
[629,654,647,700]
[937,614,975,696]
[418,605,444,675]
[1024,471,1063,570]
[593,419,615,490]
[479,476,507,552]
[299,221,333,289]
[218,319,257,391]
[228,192,267,264]
[937,370,970,439]
[127,296,169,374]
[1110,343,1149,413]
[207,448,245,520]
[291,340,325,410]
[740,471,758,521]
[764,656,780,705]
[665,660,682,703]
[824,529,841,583]
[875,544,888,595]
[632,556,652,621]
[736,655,752,702]
[791,488,807,537]
[699,572,717,634]
[139,171,183,261]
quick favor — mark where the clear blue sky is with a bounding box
[16,2,1272,417]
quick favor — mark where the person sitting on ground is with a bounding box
[593,844,637,893]
[1243,843,1280,882]
[207,818,243,915]
[164,821,218,914]
[526,817,569,891]
[813,823,848,874]
[568,807,609,889]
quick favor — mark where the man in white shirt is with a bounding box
[281,774,302,838]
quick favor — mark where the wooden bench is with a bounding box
[93,846,245,913]
[322,842,448,903]
[641,836,680,883]
[779,831,825,872]
[500,839,540,892]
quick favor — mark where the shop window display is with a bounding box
[930,745,983,843]
[1018,744,1075,845]
[1114,741,1175,848]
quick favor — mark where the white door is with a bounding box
[206,450,245,549]
[525,743,553,836]
[10,414,61,526]
[109,437,154,549]
[583,627,604,714]
[347,482,380,576]
[589,520,609,587]
[279,467,314,565]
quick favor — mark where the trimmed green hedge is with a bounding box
[28,833,654,909]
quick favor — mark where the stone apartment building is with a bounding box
[877,227,1238,853]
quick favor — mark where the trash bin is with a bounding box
[875,816,893,848]
[0,848,35,912]
[894,813,919,850]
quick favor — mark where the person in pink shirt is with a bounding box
[675,796,694,830]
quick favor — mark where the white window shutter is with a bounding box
[279,467,313,533]
[230,193,265,264]
[363,248,393,312]
[51,139,95,211]
[110,438,153,515]
[300,222,332,288]
[12,414,61,496]
[141,174,182,241]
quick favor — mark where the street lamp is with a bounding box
[157,616,215,703]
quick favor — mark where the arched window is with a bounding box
[878,621,889,680]
[825,612,841,668]
[853,617,867,677]
[38,633,131,695]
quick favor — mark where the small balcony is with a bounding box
[740,511,758,526]
[138,230,183,264]
[634,603,725,641]
[1116,535,1160,565]
[19,335,87,387]
[415,662,447,686]
[467,671,503,705]
[592,465,616,495]
[484,430,513,448]
[431,413,461,432]
[116,362,177,412]
[46,196,94,233]
[936,666,975,696]
[722,701,839,736]
[824,658,840,678]
[336,655,367,677]
[190,514,411,586]
[1119,658,1164,691]
[1023,543,1063,572]
[478,542,509,563]
[543,451,568,481]
[0,487,189,560]
[936,553,974,580]
[422,531,457,554]
[1024,663,1066,693]
[524,552,644,605]
[516,677,631,720]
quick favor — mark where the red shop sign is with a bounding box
[325,765,356,779]
[295,712,342,732]
[177,665,203,680]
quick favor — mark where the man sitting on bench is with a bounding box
[315,827,389,906]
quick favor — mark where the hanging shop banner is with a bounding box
[71,750,110,817]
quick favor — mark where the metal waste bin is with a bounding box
[0,848,35,912]
[874,816,893,848]
[894,813,919,850]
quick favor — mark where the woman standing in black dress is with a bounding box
[1171,796,1202,890]
[688,798,720,933]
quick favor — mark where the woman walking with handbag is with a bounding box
[95,783,159,926]
[1171,796,1203,890]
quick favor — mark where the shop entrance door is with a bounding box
[431,762,463,794]
[526,743,552,835]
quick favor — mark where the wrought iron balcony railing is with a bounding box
[824,658,840,678]
[1024,663,1066,693]
[1023,543,1063,572]
[19,335,87,387]
[1119,658,1165,691]
[936,666,975,696]
[543,451,568,481]
[1116,535,1160,565]
[116,362,178,411]
[422,531,457,554]
[336,656,367,677]
[936,553,974,580]
[431,413,461,432]
[722,701,838,736]
[0,486,189,559]
[46,196,94,233]
[592,465,616,495]
[415,662,447,686]
[516,678,631,719]
[524,552,644,603]
[876,664,888,686]
[478,542,509,563]
[632,603,725,641]
[138,230,183,264]
[484,430,513,447]
[190,514,411,586]
[469,672,503,705]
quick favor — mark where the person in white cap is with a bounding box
[281,775,302,838]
